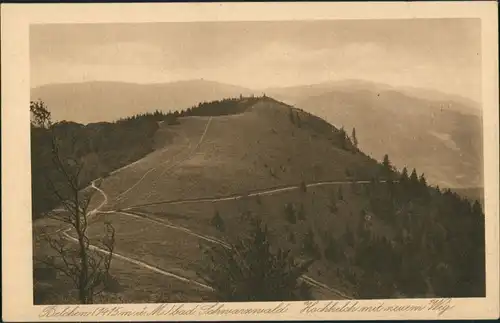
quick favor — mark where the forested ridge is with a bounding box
[31,107,166,218]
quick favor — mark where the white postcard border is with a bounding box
[2,2,498,321]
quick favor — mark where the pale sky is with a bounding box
[30,19,481,102]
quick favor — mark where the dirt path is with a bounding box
[40,180,106,237]
[114,208,353,299]
[61,230,213,291]
[117,210,229,248]
[89,181,108,215]
[115,117,212,200]
[115,131,191,201]
[123,179,384,210]
[58,180,215,292]
[159,116,212,177]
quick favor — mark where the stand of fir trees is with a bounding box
[337,159,485,298]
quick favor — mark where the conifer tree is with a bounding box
[339,126,348,150]
[302,228,321,259]
[472,200,483,217]
[211,210,225,232]
[352,128,358,148]
[400,167,409,184]
[419,173,427,187]
[410,168,418,183]
[300,180,307,193]
[197,215,313,301]
[382,154,392,174]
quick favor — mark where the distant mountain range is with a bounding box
[266,79,481,116]
[31,79,483,189]
[265,79,483,189]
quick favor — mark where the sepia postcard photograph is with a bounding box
[2,1,499,321]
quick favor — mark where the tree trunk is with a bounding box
[75,191,90,304]
[77,234,90,304]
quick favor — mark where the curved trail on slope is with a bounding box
[159,116,212,177]
[57,180,214,291]
[113,209,353,299]
[123,179,384,210]
[61,230,213,291]
[117,210,229,248]
[115,132,191,200]
[40,180,107,237]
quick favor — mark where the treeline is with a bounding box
[118,109,180,125]
[178,95,264,117]
[31,103,162,219]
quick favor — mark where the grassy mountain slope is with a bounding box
[33,96,485,304]
[101,97,381,211]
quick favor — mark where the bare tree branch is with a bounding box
[33,100,117,304]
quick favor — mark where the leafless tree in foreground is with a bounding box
[32,100,117,304]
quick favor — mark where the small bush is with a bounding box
[284,203,297,224]
[300,181,307,193]
[210,211,225,232]
[103,274,123,293]
[297,204,306,221]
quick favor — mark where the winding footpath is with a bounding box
[115,130,192,201]
[41,180,107,237]
[159,116,212,177]
[61,227,213,291]
[122,179,382,210]
[60,179,214,291]
[117,210,229,248]
[115,209,353,299]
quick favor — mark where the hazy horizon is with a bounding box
[31,19,481,102]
